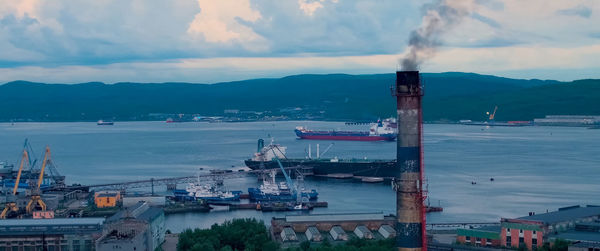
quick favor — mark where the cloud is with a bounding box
[187,0,264,46]
[1,44,599,84]
[556,5,592,18]
[0,0,599,82]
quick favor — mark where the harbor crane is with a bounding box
[488,106,498,121]
[1,150,29,219]
[25,146,50,214]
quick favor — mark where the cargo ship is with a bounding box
[244,139,396,178]
[294,118,397,141]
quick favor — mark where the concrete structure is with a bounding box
[330,226,348,241]
[123,195,166,207]
[305,226,322,242]
[393,70,426,250]
[281,227,298,242]
[0,218,104,250]
[456,226,501,247]
[354,225,374,239]
[379,224,396,239]
[501,205,600,250]
[97,202,165,251]
[94,190,121,208]
[270,212,394,239]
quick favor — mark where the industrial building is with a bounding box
[330,226,348,241]
[281,227,298,242]
[378,225,396,239]
[498,205,600,250]
[0,218,104,250]
[549,222,600,251]
[354,225,374,239]
[94,190,121,208]
[305,226,322,242]
[456,226,501,247]
[271,212,395,243]
[96,202,165,251]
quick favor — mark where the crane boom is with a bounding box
[37,147,50,189]
[270,148,296,195]
[489,106,498,121]
[13,150,29,194]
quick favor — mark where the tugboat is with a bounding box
[294,118,397,141]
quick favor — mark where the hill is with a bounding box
[0,73,596,122]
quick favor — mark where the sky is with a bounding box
[0,0,599,84]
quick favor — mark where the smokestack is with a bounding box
[393,71,426,251]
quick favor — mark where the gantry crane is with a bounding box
[1,150,29,219]
[26,146,50,214]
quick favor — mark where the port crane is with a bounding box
[488,106,498,121]
[25,146,50,214]
[1,150,29,219]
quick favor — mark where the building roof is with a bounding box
[551,231,600,243]
[0,218,105,236]
[284,212,384,223]
[107,202,163,223]
[457,226,501,240]
[0,218,105,226]
[137,207,163,222]
[517,206,600,224]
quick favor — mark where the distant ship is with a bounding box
[294,118,397,141]
[244,139,396,178]
[165,118,183,123]
[97,120,114,125]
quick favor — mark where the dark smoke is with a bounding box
[401,0,474,71]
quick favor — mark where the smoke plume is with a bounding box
[401,0,476,71]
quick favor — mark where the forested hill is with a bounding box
[0,72,598,122]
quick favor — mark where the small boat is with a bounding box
[97,120,114,125]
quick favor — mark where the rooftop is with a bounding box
[0,218,105,236]
[0,218,105,226]
[517,205,600,224]
[283,212,385,223]
[107,202,163,223]
[551,231,600,243]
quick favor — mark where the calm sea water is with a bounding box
[1,121,599,232]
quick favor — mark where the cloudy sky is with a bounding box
[0,0,598,83]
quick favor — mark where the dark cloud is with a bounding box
[556,5,592,18]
